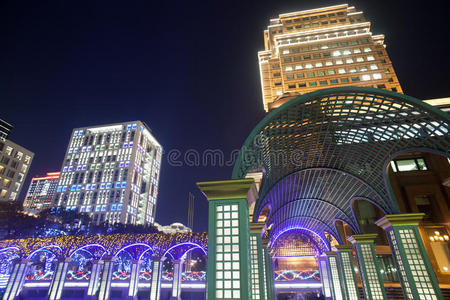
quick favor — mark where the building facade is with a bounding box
[23,172,60,213]
[53,121,162,225]
[258,4,403,111]
[0,139,33,202]
[0,119,13,142]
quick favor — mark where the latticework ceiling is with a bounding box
[232,87,450,241]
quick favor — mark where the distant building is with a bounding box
[155,222,192,234]
[0,140,34,202]
[23,172,60,213]
[0,119,13,141]
[53,121,162,225]
[258,4,403,111]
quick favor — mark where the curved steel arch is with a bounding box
[163,242,207,260]
[270,227,330,254]
[27,245,63,260]
[231,87,450,238]
[267,198,355,236]
[69,243,107,260]
[270,215,341,244]
[114,243,154,260]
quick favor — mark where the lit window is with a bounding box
[317,71,325,76]
[295,65,302,70]
[332,50,341,57]
[335,59,343,65]
[276,91,282,95]
[330,79,338,84]
[285,66,293,71]
[364,47,372,52]
[367,56,375,61]
[356,57,364,62]
[360,66,368,71]
[346,58,354,64]
[353,48,361,54]
[328,70,335,75]
[309,82,317,87]
[315,62,323,67]
[338,68,346,74]
[373,73,382,80]
[325,61,333,66]
[349,68,357,73]
[362,74,371,81]
[343,50,351,55]
[370,64,378,70]
[391,158,427,172]
[282,49,290,54]
[319,80,327,85]
[341,78,349,83]
[305,64,313,69]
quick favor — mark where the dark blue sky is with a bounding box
[1,0,449,232]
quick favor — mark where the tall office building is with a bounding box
[258,4,403,111]
[0,140,33,202]
[23,172,60,213]
[53,121,162,225]
[0,119,13,141]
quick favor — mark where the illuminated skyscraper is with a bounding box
[258,4,403,111]
[23,172,60,213]
[53,121,162,225]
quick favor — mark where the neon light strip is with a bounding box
[275,282,323,289]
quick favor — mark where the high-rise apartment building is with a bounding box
[258,4,403,111]
[53,121,162,225]
[23,172,60,213]
[0,140,33,202]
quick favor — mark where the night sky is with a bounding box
[1,0,449,232]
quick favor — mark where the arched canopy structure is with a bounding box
[232,87,450,239]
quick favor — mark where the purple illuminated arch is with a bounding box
[163,242,207,260]
[69,244,107,260]
[27,245,63,259]
[113,243,153,260]
[0,247,20,253]
[270,226,330,252]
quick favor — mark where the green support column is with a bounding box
[249,222,268,300]
[48,257,72,300]
[3,259,31,300]
[198,179,256,300]
[316,255,332,299]
[325,252,345,300]
[375,213,443,300]
[347,234,387,300]
[261,240,275,300]
[335,245,360,300]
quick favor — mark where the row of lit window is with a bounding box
[281,56,376,71]
[277,74,383,90]
[57,181,128,193]
[283,18,348,32]
[0,144,32,164]
[281,43,371,56]
[279,66,381,80]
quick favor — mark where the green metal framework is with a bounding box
[232,87,450,239]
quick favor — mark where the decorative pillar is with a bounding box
[128,260,142,299]
[149,256,166,300]
[170,259,184,300]
[3,259,31,300]
[48,257,72,300]
[261,239,275,300]
[86,260,103,298]
[375,213,443,300]
[316,255,332,300]
[335,245,360,300]
[347,234,387,300]
[325,252,344,300]
[198,179,256,300]
[98,256,117,300]
[249,222,268,300]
